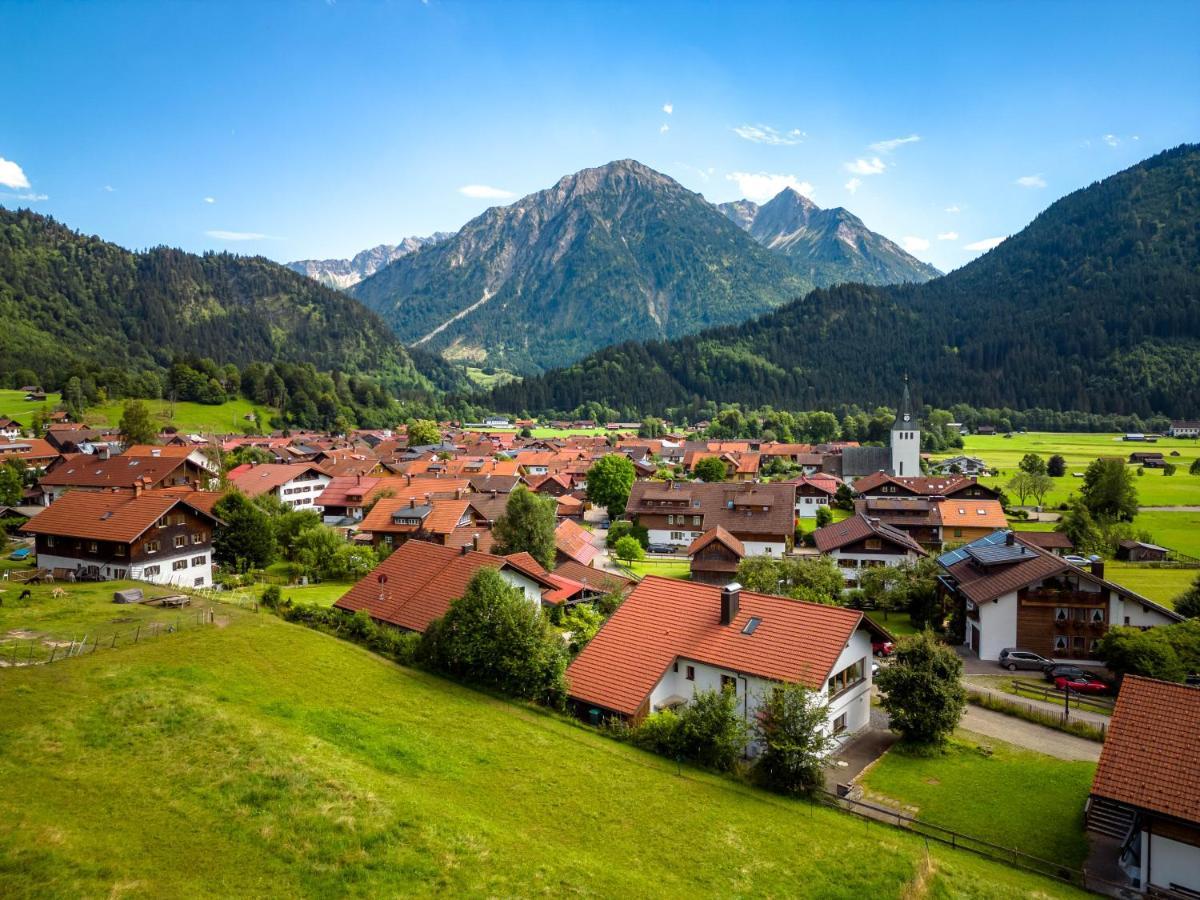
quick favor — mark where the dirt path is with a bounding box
[959,706,1100,761]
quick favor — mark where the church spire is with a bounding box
[892,374,916,430]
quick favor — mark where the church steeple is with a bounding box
[892,374,917,431]
[890,375,920,477]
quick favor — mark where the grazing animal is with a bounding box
[51,587,66,598]
[18,589,32,601]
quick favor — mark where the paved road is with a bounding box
[964,678,1111,728]
[959,706,1100,761]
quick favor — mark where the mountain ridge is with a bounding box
[286,233,452,290]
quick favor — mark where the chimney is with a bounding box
[460,544,470,555]
[1089,555,1105,580]
[1005,531,1015,546]
[456,488,463,500]
[472,533,479,551]
[98,445,110,461]
[720,582,741,626]
[410,498,416,508]
[133,481,143,498]
[405,474,412,486]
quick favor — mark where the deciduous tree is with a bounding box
[754,683,832,796]
[693,456,728,483]
[118,399,158,446]
[1081,457,1138,522]
[586,453,636,517]
[493,486,557,568]
[875,631,966,744]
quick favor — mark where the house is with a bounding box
[38,453,207,505]
[566,577,890,743]
[976,425,996,436]
[625,480,796,555]
[687,526,745,586]
[122,444,220,482]
[21,488,219,587]
[1129,451,1165,468]
[333,540,557,633]
[0,417,21,440]
[1167,420,1200,438]
[551,559,636,602]
[933,455,990,476]
[934,498,1008,545]
[356,497,489,552]
[852,472,1000,502]
[812,513,927,589]
[1115,539,1171,562]
[1013,530,1074,556]
[0,438,59,470]
[555,518,597,567]
[791,474,839,519]
[227,463,331,511]
[1086,676,1200,896]
[853,496,941,548]
[938,531,1182,662]
[317,475,471,523]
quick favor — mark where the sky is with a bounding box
[2,0,1198,273]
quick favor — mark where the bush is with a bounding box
[630,709,683,758]
[875,631,966,745]
[1098,626,1186,683]
[631,689,748,772]
[606,519,649,549]
[614,535,645,564]
[814,506,833,527]
[261,584,282,609]
[754,683,832,796]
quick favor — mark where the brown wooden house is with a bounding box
[687,526,745,585]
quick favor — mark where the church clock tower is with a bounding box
[890,377,921,477]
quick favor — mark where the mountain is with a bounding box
[351,160,813,374]
[286,234,451,290]
[718,188,941,284]
[484,144,1200,419]
[0,208,463,393]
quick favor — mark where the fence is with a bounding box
[966,686,1107,741]
[1010,678,1115,713]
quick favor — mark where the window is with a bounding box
[1091,609,1104,624]
[194,577,204,587]
[832,713,847,734]
[143,565,161,577]
[172,559,188,571]
[827,659,866,696]
[686,665,695,681]
[720,675,736,693]
[144,540,159,555]
[114,544,125,556]
[174,535,186,549]
[670,531,684,541]
[46,535,55,548]
[156,516,169,529]
[865,539,881,550]
[954,528,963,538]
[673,661,678,673]
[89,541,98,553]
[191,532,205,544]
[1055,607,1068,622]
[113,568,126,579]
[741,617,761,635]
[1054,635,1068,652]
[692,516,701,527]
[667,514,675,525]
[175,514,186,526]
[191,555,206,566]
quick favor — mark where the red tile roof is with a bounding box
[1091,676,1200,825]
[552,559,637,595]
[687,525,745,558]
[357,497,471,537]
[935,498,1007,529]
[22,490,218,542]
[812,513,927,556]
[567,575,866,716]
[227,463,326,497]
[39,454,191,488]
[555,518,598,566]
[334,540,554,632]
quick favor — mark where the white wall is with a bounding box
[829,549,915,588]
[647,527,702,548]
[795,495,830,519]
[498,569,544,607]
[34,550,212,588]
[824,629,873,736]
[742,540,787,556]
[278,474,332,510]
[1112,590,1178,628]
[970,592,1019,661]
[1146,830,1200,893]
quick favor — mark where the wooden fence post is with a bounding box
[134,626,141,644]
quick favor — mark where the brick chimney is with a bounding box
[720,582,741,626]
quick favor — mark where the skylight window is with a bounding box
[741,616,762,635]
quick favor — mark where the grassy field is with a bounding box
[861,730,1096,869]
[1132,510,1200,557]
[933,432,1200,508]
[627,558,692,579]
[84,396,270,435]
[0,389,63,428]
[0,607,1086,898]
[1105,561,1196,608]
[463,367,518,389]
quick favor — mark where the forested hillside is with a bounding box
[485,144,1200,419]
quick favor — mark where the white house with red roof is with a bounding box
[567,576,890,741]
[226,462,331,511]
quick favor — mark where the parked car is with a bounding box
[872,639,895,657]
[998,648,1054,671]
[871,661,881,678]
[1043,664,1093,682]
[7,546,30,561]
[1054,674,1109,695]
[1063,555,1090,566]
[645,543,677,555]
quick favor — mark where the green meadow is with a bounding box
[84,396,270,435]
[0,389,63,428]
[0,600,1086,899]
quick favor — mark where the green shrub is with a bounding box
[875,631,966,745]
[261,584,282,609]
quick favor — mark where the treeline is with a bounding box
[483,144,1200,419]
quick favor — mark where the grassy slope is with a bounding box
[0,611,1085,899]
[85,396,270,435]
[861,731,1096,869]
[1104,561,1196,608]
[0,389,63,428]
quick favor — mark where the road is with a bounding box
[959,706,1100,761]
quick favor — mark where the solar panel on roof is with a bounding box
[965,544,1030,566]
[938,529,1009,566]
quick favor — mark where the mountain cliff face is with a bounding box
[287,234,450,290]
[718,188,941,284]
[485,145,1200,419]
[352,160,812,374]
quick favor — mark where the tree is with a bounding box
[292,524,344,577]
[754,683,833,796]
[613,535,644,564]
[875,631,966,744]
[272,507,322,558]
[693,456,728,483]
[419,568,568,705]
[1057,497,1102,555]
[633,689,748,772]
[736,555,844,605]
[1191,458,1200,476]
[0,458,25,506]
[1081,457,1138,522]
[605,519,648,549]
[1047,454,1067,477]
[492,486,557,568]
[212,492,277,570]
[118,399,158,446]
[1027,472,1054,508]
[585,454,636,518]
[1005,471,1036,506]
[1163,462,1177,476]
[1018,453,1047,476]
[1174,574,1200,619]
[814,505,833,527]
[406,419,441,447]
[1099,626,1185,683]
[62,376,85,421]
[638,417,665,439]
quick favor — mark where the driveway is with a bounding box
[959,706,1100,761]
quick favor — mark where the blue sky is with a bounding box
[2,0,1197,272]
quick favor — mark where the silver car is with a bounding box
[998,648,1054,671]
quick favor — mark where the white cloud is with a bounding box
[204,196,216,204]
[844,157,886,175]
[844,177,862,195]
[937,231,959,241]
[726,172,813,203]
[1103,134,1120,147]
[103,185,116,193]
[732,124,805,146]
[1015,174,1046,188]
[902,236,930,253]
[870,134,921,153]
[965,236,1005,251]
[205,230,276,241]
[944,204,961,213]
[660,123,670,134]
[0,157,31,190]
[458,184,515,199]
[1132,134,1140,141]
[662,103,673,115]
[1,191,48,202]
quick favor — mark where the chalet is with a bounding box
[853,497,941,548]
[122,444,219,482]
[0,417,21,440]
[466,474,521,495]
[812,513,927,589]
[687,526,745,586]
[317,475,471,523]
[975,425,996,435]
[626,480,796,555]
[333,540,557,632]
[21,489,219,587]
[934,498,1008,544]
[852,472,1000,502]
[938,531,1182,662]
[1013,530,1074,556]
[227,463,331,511]
[1086,676,1200,896]
[38,453,207,505]
[791,474,839,518]
[933,455,990,476]
[566,577,891,744]
[555,518,598,567]
[550,559,636,603]
[0,438,58,470]
[1167,420,1200,438]
[356,497,489,552]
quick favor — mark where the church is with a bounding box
[839,379,921,481]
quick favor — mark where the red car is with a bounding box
[1054,675,1108,694]
[872,640,895,657]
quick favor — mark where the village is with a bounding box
[0,382,1196,898]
